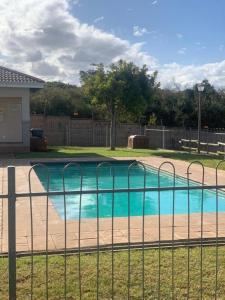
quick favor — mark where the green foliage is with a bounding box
[80,60,159,149]
[30,70,225,129]
[80,60,159,122]
[148,113,157,125]
[147,80,225,128]
[31,82,92,118]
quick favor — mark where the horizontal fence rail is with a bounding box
[2,184,225,199]
[1,160,225,299]
[180,138,225,155]
[145,125,225,152]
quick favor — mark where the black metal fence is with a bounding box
[1,161,225,299]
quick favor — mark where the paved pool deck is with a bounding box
[1,155,225,254]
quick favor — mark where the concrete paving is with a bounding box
[0,156,225,254]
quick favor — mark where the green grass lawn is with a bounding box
[8,148,225,298]
[15,146,225,170]
[1,246,225,299]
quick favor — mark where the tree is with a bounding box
[80,60,159,150]
[31,82,92,118]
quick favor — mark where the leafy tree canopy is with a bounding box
[80,60,159,149]
[30,66,225,130]
[80,60,159,122]
[31,82,92,118]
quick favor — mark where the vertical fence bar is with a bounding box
[63,163,83,299]
[111,165,115,300]
[62,169,67,300]
[28,169,34,300]
[215,161,225,299]
[157,168,162,300]
[128,162,147,299]
[28,164,49,300]
[8,166,16,300]
[96,162,114,299]
[96,164,100,300]
[78,167,83,300]
[215,165,219,300]
[187,168,191,298]
[200,167,204,300]
[171,171,175,300]
[141,165,146,300]
[187,162,204,299]
[45,169,50,300]
[158,162,176,299]
[200,177,204,299]
[127,165,131,299]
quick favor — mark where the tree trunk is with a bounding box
[110,110,116,150]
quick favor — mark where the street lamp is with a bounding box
[197,83,205,153]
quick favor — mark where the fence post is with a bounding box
[92,120,95,146]
[162,126,165,149]
[8,166,16,300]
[105,123,108,147]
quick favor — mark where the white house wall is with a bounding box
[0,87,30,152]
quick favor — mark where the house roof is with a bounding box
[0,66,45,88]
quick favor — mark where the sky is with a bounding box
[1,0,225,89]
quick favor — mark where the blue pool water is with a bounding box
[33,161,225,220]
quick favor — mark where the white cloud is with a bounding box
[32,61,61,76]
[152,1,158,5]
[133,26,149,37]
[177,48,187,55]
[176,33,183,39]
[69,0,82,6]
[71,0,79,4]
[94,16,104,24]
[219,45,224,51]
[195,42,206,50]
[159,61,225,89]
[0,0,156,83]
[1,0,225,90]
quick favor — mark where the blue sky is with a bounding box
[1,0,225,89]
[74,0,225,65]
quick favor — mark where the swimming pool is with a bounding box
[33,161,225,220]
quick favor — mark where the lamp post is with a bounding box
[197,83,205,154]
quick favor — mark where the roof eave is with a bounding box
[0,82,45,89]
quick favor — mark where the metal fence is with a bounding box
[1,161,225,299]
[145,125,225,152]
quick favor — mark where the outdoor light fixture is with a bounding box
[197,83,205,153]
[197,83,205,92]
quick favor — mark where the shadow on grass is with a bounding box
[14,147,225,171]
[151,150,225,171]
[152,151,220,162]
[16,151,111,159]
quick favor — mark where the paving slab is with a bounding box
[0,155,225,253]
